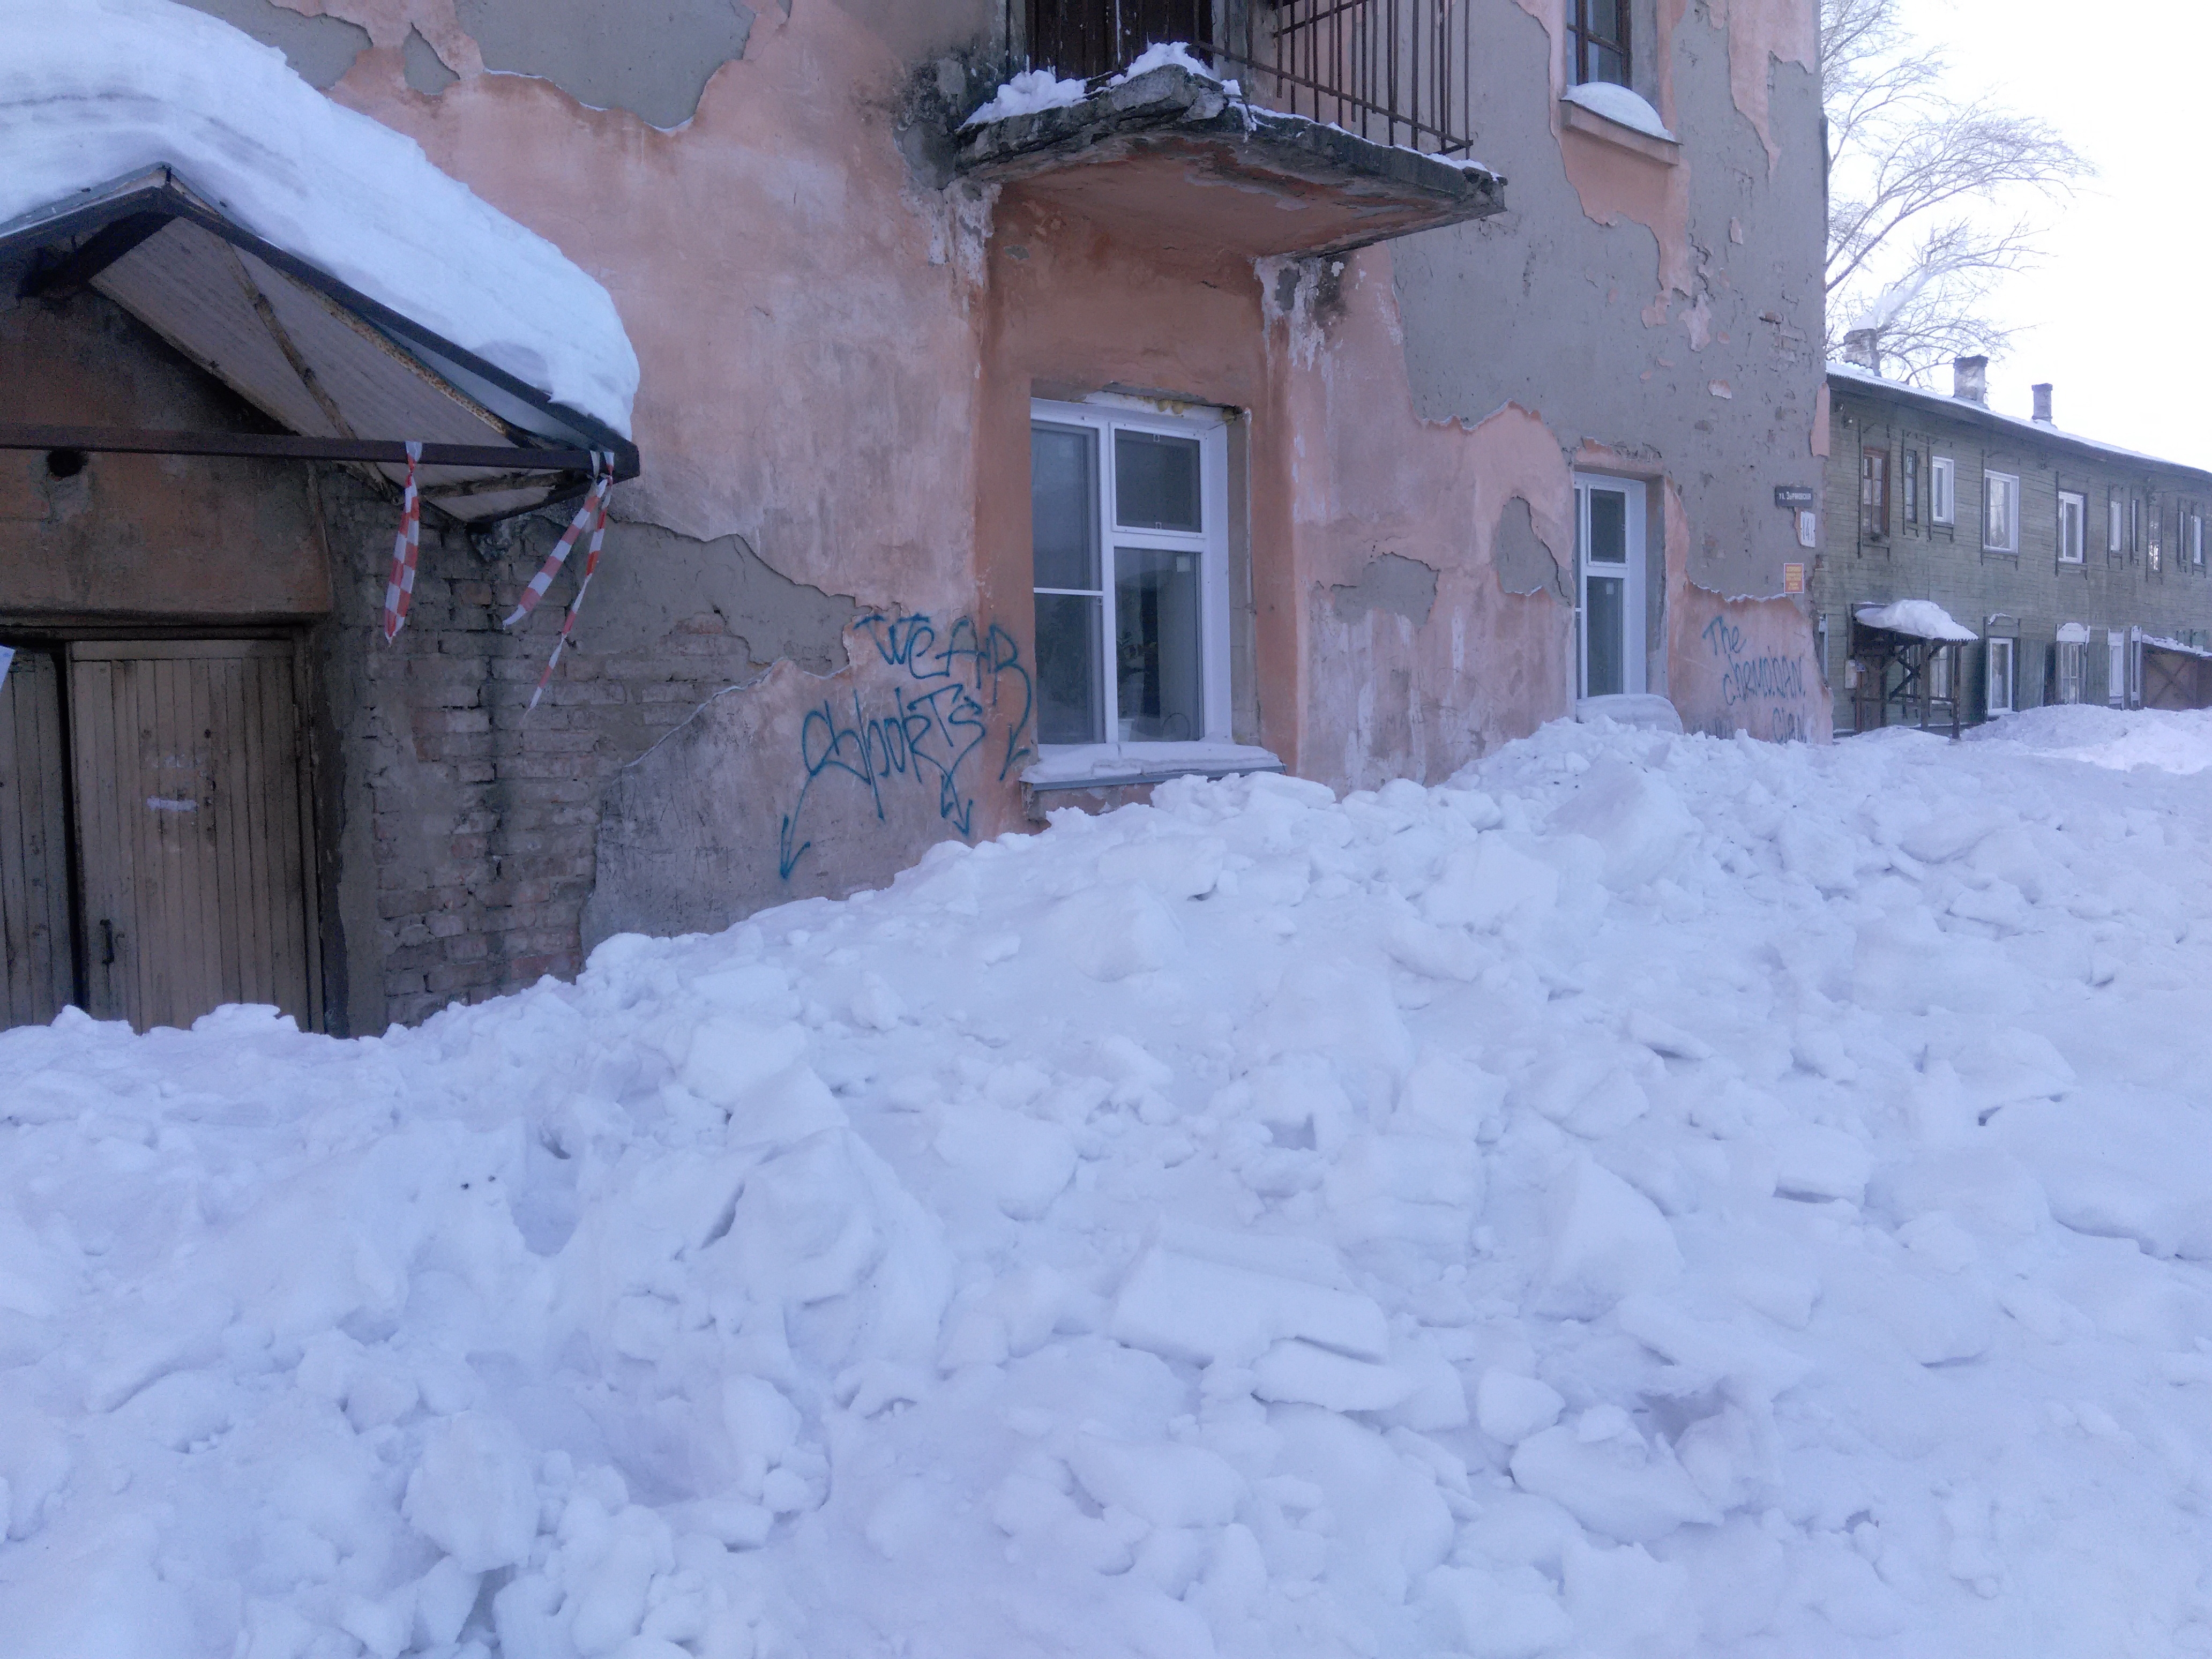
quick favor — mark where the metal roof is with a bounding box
[1827,362,2212,490]
[1,168,638,521]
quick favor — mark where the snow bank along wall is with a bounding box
[0,0,1826,1034]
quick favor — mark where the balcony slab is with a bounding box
[954,66,1504,260]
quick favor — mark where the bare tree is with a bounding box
[1822,0,2090,383]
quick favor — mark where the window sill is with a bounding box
[1558,96,1681,165]
[1022,741,1284,793]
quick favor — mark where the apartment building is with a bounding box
[1817,357,2212,731]
[0,0,1825,1033]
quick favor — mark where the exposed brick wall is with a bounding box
[314,475,770,1032]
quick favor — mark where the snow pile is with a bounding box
[1,0,638,433]
[1969,703,2212,774]
[9,717,2212,1656]
[1560,81,1676,143]
[1856,600,1979,643]
[965,41,1238,128]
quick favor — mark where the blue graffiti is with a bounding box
[1703,615,1807,709]
[778,612,1034,880]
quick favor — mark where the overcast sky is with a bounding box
[1892,0,2212,464]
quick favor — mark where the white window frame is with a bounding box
[1572,472,1648,700]
[1983,470,2020,553]
[2058,490,2086,564]
[2108,627,2128,707]
[1930,455,1955,525]
[1985,636,2015,716]
[2193,512,2205,568]
[1029,398,1231,755]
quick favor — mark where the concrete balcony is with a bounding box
[954,59,1503,260]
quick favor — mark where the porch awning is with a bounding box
[1,0,640,521]
[0,168,637,521]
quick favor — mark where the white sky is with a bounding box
[1893,0,2212,465]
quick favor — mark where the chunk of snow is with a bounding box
[1561,80,1677,142]
[1855,600,1978,642]
[6,0,638,431]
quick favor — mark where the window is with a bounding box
[2057,624,2089,704]
[1860,446,1889,541]
[2058,490,2086,564]
[2108,627,2128,707]
[2109,494,2125,557]
[1030,402,1229,749]
[1930,455,1955,525]
[2130,496,2142,558]
[1985,636,2014,716]
[2193,511,2205,568]
[1903,449,1921,527]
[1983,470,2020,552]
[1566,0,1630,86]
[1927,646,1952,703]
[2147,496,2162,571]
[1574,472,1648,699]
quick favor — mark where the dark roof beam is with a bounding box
[18,210,172,300]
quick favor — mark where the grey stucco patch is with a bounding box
[403,28,460,97]
[1331,551,1440,626]
[454,0,754,129]
[1494,496,1566,598]
[1390,1,1825,604]
[174,0,369,89]
[544,517,857,668]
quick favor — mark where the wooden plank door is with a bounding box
[0,647,77,1027]
[68,641,320,1033]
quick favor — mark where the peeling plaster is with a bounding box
[1713,0,1820,176]
[453,0,755,129]
[521,515,859,668]
[1493,495,1567,599]
[402,26,459,96]
[174,0,370,88]
[1329,552,1439,626]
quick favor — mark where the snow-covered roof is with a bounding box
[1855,599,1978,642]
[2136,630,2212,661]
[3,0,638,440]
[1828,362,2212,486]
[963,41,1239,128]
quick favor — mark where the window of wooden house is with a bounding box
[2148,495,2162,572]
[2058,490,2086,564]
[1930,455,1955,525]
[1983,470,2020,554]
[1903,449,1921,527]
[1860,445,1889,541]
[2109,492,2125,557]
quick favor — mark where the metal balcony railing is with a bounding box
[1013,0,1479,157]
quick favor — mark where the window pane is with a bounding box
[1034,592,1101,743]
[1032,424,1100,591]
[1585,574,1625,697]
[1115,431,1203,532]
[1114,548,1205,741]
[1587,487,1628,564]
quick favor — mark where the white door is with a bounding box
[1574,474,1647,699]
[2108,629,2128,707]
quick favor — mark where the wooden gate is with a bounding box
[64,640,319,1033]
[0,648,76,1026]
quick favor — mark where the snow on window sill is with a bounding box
[1022,742,1283,790]
[1558,84,1680,165]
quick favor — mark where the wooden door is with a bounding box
[68,641,319,1033]
[0,647,77,1026]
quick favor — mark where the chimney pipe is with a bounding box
[2032,382,2054,424]
[1953,355,1990,405]
[1842,327,1881,375]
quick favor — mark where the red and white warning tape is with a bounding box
[503,453,615,712]
[379,440,424,644]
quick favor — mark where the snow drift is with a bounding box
[6,709,2212,1657]
[1,0,638,433]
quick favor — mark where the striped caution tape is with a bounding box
[503,453,615,712]
[379,440,424,644]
